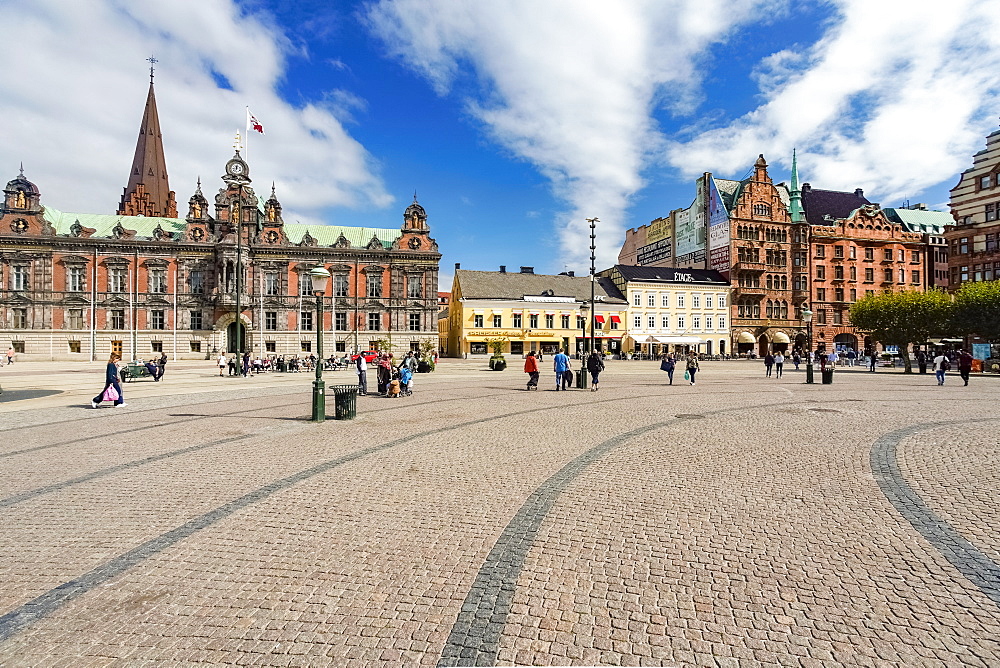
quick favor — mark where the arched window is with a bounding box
[753,203,772,217]
[781,301,788,319]
[781,275,788,290]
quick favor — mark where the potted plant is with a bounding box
[485,337,508,371]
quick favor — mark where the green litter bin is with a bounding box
[575,369,588,389]
[332,385,358,420]
[821,368,834,384]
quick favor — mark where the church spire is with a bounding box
[118,62,177,218]
[788,148,804,224]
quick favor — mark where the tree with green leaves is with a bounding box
[951,279,1000,342]
[848,289,952,373]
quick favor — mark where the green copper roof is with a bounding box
[882,207,953,234]
[39,206,400,248]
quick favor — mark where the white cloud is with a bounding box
[667,0,1000,202]
[367,0,782,270]
[0,0,391,224]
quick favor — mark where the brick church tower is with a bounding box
[117,61,177,218]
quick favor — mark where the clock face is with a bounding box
[408,237,422,250]
[191,228,205,241]
[227,161,245,175]
[266,230,279,243]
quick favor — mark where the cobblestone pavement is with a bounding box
[0,359,998,667]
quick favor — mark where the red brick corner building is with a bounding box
[0,75,441,361]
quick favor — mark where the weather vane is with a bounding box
[233,131,243,153]
[147,55,158,83]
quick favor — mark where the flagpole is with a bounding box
[244,108,250,163]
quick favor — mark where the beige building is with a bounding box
[447,266,628,358]
[600,265,731,357]
[946,127,1000,289]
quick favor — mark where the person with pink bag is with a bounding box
[91,353,126,408]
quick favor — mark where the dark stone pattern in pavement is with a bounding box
[870,420,1000,607]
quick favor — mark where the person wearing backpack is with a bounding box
[932,351,949,385]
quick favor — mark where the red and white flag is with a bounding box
[246,108,265,135]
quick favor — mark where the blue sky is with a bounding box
[2,0,999,289]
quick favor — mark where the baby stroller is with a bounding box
[398,366,413,396]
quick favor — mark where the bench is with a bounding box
[121,362,157,383]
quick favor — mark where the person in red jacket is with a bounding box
[523,351,539,391]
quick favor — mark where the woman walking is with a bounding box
[686,353,700,385]
[660,354,676,385]
[586,350,605,391]
[523,351,539,390]
[774,351,785,378]
[92,353,126,408]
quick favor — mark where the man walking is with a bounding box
[553,348,571,391]
[932,350,949,385]
[355,353,368,395]
[774,351,785,378]
[957,349,973,386]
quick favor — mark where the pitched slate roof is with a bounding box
[882,208,953,234]
[456,269,627,303]
[40,206,400,249]
[612,265,729,285]
[801,187,871,226]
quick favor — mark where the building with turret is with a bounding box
[0,72,441,361]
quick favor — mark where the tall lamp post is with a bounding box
[802,307,814,384]
[579,302,589,389]
[586,217,599,356]
[310,265,331,422]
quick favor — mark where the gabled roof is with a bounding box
[801,187,871,225]
[611,265,729,285]
[455,269,627,303]
[882,208,953,234]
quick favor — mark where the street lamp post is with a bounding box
[802,307,814,384]
[579,302,589,389]
[586,217,598,357]
[310,265,331,422]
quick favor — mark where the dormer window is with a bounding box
[981,175,993,190]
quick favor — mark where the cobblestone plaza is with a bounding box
[0,360,997,666]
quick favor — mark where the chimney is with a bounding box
[454,262,460,271]
[499,265,506,273]
[520,266,534,274]
[802,182,811,192]
[854,188,864,197]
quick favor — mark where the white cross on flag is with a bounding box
[246,108,264,135]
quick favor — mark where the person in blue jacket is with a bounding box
[553,348,571,391]
[92,353,126,408]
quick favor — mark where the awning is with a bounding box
[610,315,621,324]
[594,315,606,325]
[737,332,755,344]
[656,336,704,344]
[771,332,790,344]
[632,335,657,344]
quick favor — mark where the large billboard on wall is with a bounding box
[707,176,731,275]
[636,216,673,266]
[674,204,704,259]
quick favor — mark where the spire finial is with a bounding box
[788,148,804,224]
[271,181,276,197]
[147,55,158,84]
[195,176,202,195]
[413,190,418,203]
[19,162,24,177]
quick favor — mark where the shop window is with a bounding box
[510,341,524,355]
[470,343,487,355]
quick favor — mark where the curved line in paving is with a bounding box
[870,419,1000,608]
[437,414,1000,666]
[0,390,513,506]
[435,401,765,666]
[0,388,753,644]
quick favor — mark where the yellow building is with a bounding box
[447,267,628,358]
[600,265,732,357]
